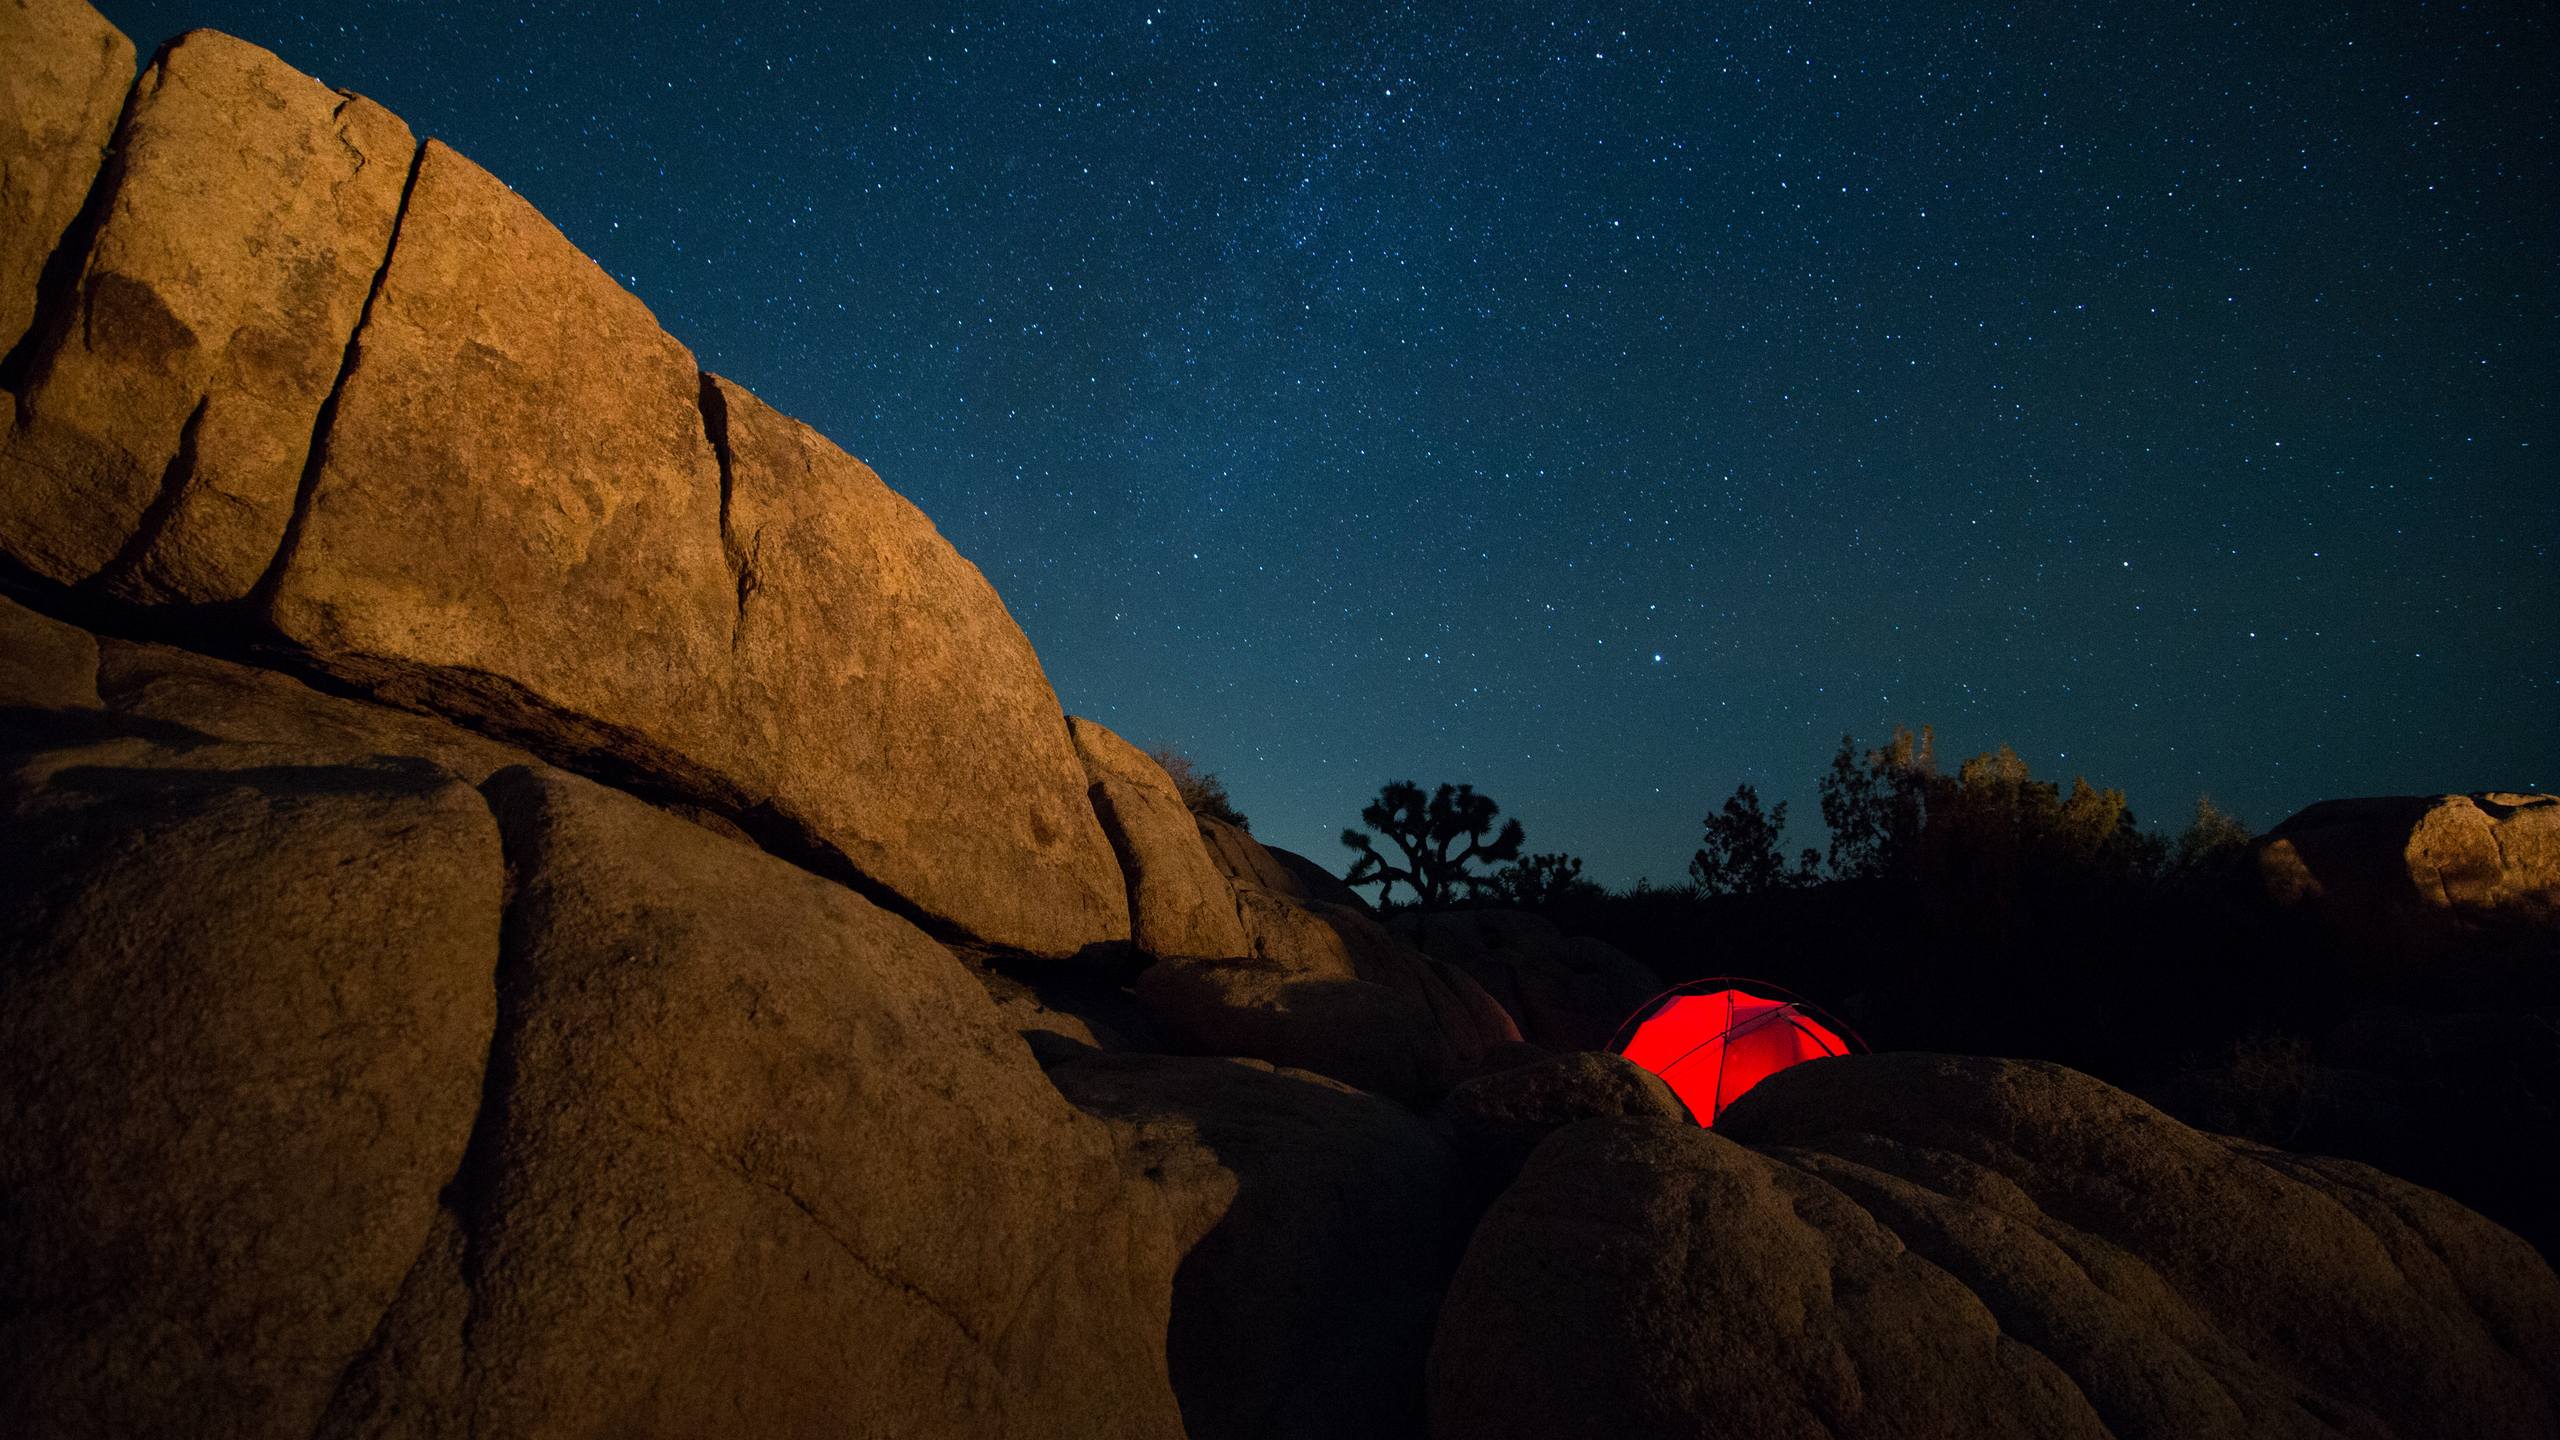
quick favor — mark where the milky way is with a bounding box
[97,1,2556,883]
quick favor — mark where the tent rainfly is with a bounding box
[1613,980,1861,1126]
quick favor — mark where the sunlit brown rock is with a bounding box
[0,0,132,351]
[1430,1053,2560,1440]
[1,29,413,602]
[709,369,1125,955]
[1071,715,1252,958]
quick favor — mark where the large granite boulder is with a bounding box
[0,606,1194,1438]
[321,766,1184,1439]
[1041,1045,1463,1440]
[1390,908,1661,1052]
[2257,792,2560,943]
[1429,1053,2560,1440]
[0,26,1129,955]
[255,134,1124,955]
[1070,716,1250,958]
[0,0,133,351]
[2,28,414,603]
[0,724,503,1440]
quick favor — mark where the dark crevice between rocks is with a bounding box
[695,371,760,650]
[84,392,208,595]
[0,44,156,402]
[312,765,542,1437]
[245,133,426,613]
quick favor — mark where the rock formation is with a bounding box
[3,7,2556,1438]
[1072,717,1253,959]
[2257,791,2560,943]
[0,16,1125,957]
[0,0,133,350]
[1429,1054,2560,1440]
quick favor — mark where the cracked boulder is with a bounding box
[0,27,414,602]
[1428,1053,2560,1440]
[0,719,503,1440]
[1069,716,1250,959]
[0,0,134,351]
[320,765,1185,1440]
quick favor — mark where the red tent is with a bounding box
[1613,980,1861,1126]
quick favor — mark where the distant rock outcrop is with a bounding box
[2257,791,2560,943]
[1430,1054,2560,1440]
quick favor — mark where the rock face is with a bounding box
[1391,909,1661,1052]
[1197,813,1362,908]
[1,29,414,603]
[323,767,1182,1440]
[1439,1050,1691,1190]
[0,0,133,350]
[0,21,1127,956]
[1042,1046,1463,1440]
[260,139,1124,956]
[0,723,504,1440]
[0,629,1196,1438]
[1430,1053,2560,1440]
[706,375,1130,954]
[2257,792,2560,942]
[1070,717,1253,958]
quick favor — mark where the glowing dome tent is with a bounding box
[1612,980,1862,1126]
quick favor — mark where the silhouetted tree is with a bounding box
[1146,744,1249,831]
[1341,780,1526,907]
[1487,851,1606,908]
[1691,784,1815,895]
[2171,795,2253,880]
[1817,726,1934,880]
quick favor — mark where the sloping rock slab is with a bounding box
[0,0,133,351]
[1071,715,1250,958]
[1043,1046,1463,1440]
[0,721,501,1440]
[2,28,413,602]
[320,766,1183,1440]
[1196,812,1362,907]
[1430,1053,2560,1440]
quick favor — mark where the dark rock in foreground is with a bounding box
[1430,1053,2560,1440]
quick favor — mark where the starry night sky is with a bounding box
[98,1,2557,885]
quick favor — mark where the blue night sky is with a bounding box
[99,1,2557,885]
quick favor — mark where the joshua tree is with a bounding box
[1341,780,1526,907]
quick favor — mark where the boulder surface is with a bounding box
[1429,1052,2560,1440]
[0,0,133,351]
[1,29,413,602]
[1071,716,1252,958]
